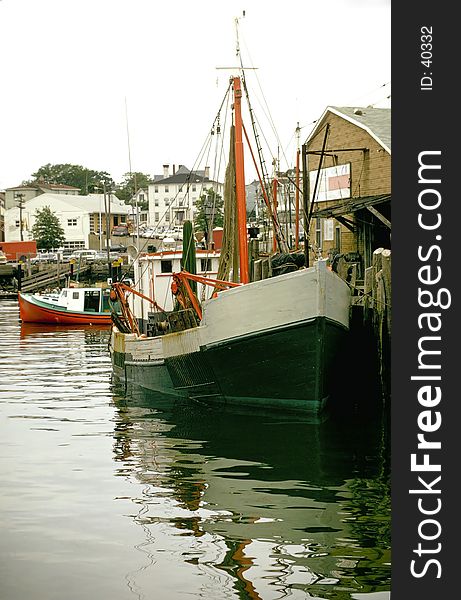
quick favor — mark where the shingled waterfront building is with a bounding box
[305,106,391,273]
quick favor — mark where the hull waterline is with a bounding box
[18,293,112,325]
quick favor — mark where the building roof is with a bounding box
[313,194,391,218]
[307,106,391,153]
[152,165,214,185]
[12,192,132,215]
[7,182,81,192]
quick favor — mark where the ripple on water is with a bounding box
[0,300,390,600]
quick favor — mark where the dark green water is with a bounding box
[0,301,390,600]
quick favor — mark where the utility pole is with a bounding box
[15,193,25,242]
[103,182,112,281]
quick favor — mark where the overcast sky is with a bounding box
[0,0,390,190]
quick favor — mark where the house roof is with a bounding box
[153,165,214,185]
[14,192,132,215]
[307,106,391,154]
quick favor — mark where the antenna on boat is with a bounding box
[295,122,301,250]
[125,97,139,253]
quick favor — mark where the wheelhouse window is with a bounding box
[72,291,80,300]
[200,258,212,272]
[160,260,173,273]
[83,290,101,312]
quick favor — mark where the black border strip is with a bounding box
[392,2,458,597]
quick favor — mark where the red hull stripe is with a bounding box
[18,294,112,324]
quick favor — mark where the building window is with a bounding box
[113,216,119,226]
[165,198,170,206]
[154,186,159,193]
[315,218,322,250]
[165,213,170,222]
[164,186,169,193]
[155,199,159,206]
[63,241,85,250]
[335,225,341,252]
[67,218,77,227]
[15,220,20,227]
[139,194,145,202]
[161,260,173,273]
[155,212,160,222]
[192,185,196,192]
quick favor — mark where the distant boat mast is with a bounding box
[125,97,139,250]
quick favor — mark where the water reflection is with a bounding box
[0,300,389,600]
[112,388,390,599]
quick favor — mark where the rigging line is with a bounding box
[239,34,282,143]
[125,84,232,259]
[239,71,273,204]
[347,81,391,105]
[239,34,293,172]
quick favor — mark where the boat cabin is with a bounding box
[130,249,221,318]
[57,287,111,313]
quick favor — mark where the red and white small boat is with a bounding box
[18,287,113,325]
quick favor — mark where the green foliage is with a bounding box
[115,172,152,208]
[31,206,66,250]
[194,188,224,233]
[30,163,114,195]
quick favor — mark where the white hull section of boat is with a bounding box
[161,260,349,358]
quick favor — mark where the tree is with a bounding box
[194,188,224,235]
[115,172,153,208]
[29,163,114,194]
[31,206,66,250]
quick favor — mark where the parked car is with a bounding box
[30,252,59,264]
[69,249,98,262]
[112,225,129,236]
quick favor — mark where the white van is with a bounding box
[69,249,98,262]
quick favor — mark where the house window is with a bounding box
[67,218,77,227]
[161,260,173,273]
[15,220,20,227]
[164,186,169,193]
[113,216,119,226]
[165,213,170,222]
[192,185,196,192]
[315,218,322,250]
[139,194,145,202]
[165,198,170,206]
[154,186,159,193]
[155,212,159,222]
[155,199,159,206]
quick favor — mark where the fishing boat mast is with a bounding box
[232,76,250,284]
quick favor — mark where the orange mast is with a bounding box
[233,76,249,284]
[295,123,301,250]
[272,176,278,252]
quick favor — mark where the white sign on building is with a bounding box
[309,163,351,202]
